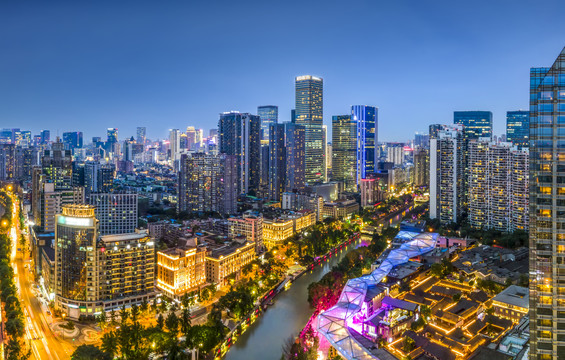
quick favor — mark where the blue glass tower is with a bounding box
[352,105,378,183]
[506,110,529,148]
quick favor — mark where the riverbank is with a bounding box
[214,233,361,360]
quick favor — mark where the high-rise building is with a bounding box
[332,115,357,191]
[136,127,146,145]
[352,105,378,183]
[322,124,328,182]
[88,193,138,235]
[429,124,443,140]
[326,142,332,178]
[284,122,306,192]
[429,125,465,224]
[453,111,493,139]
[258,105,278,141]
[386,144,404,165]
[414,133,430,149]
[529,47,565,360]
[54,205,99,318]
[360,177,382,207]
[506,110,530,148]
[107,128,118,143]
[41,140,73,190]
[295,75,324,185]
[218,112,261,195]
[269,123,286,201]
[413,148,429,187]
[468,140,529,232]
[0,144,16,180]
[84,162,115,196]
[62,132,83,151]
[186,126,196,150]
[178,153,238,215]
[40,130,50,145]
[169,129,181,164]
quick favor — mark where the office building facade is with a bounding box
[269,123,286,201]
[88,193,138,235]
[453,111,493,139]
[62,132,83,151]
[529,47,565,360]
[258,105,278,141]
[506,110,530,148]
[285,122,306,192]
[295,75,324,185]
[332,115,357,191]
[219,111,261,195]
[352,105,378,183]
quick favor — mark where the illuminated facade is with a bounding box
[269,123,286,201]
[262,218,294,250]
[506,110,530,148]
[258,105,278,141]
[429,125,465,224]
[88,192,138,235]
[529,47,565,360]
[54,205,99,319]
[205,240,256,286]
[468,140,529,232]
[352,105,378,184]
[284,122,306,192]
[228,212,264,252]
[332,115,357,191]
[295,75,324,185]
[454,111,493,139]
[156,245,207,300]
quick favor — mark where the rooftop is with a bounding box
[492,285,529,309]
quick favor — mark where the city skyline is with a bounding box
[2,1,565,141]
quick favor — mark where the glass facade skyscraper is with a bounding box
[352,105,378,183]
[529,47,565,360]
[332,115,357,191]
[295,75,324,185]
[258,105,278,141]
[453,111,493,139]
[506,110,530,148]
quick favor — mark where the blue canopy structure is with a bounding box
[317,232,438,359]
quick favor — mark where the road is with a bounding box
[6,194,74,360]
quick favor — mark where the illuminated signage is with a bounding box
[57,216,93,227]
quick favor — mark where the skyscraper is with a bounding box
[177,153,238,214]
[136,127,146,145]
[332,115,357,191]
[352,105,378,183]
[218,111,261,195]
[529,47,565,360]
[453,111,493,139]
[169,129,181,164]
[285,122,306,192]
[88,193,138,235]
[295,75,324,185]
[258,105,278,141]
[62,131,83,151]
[269,123,286,201]
[429,125,465,224]
[40,130,50,145]
[506,110,530,148]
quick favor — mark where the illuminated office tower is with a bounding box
[258,105,278,141]
[506,110,530,148]
[453,111,493,139]
[352,105,378,183]
[295,75,324,185]
[285,122,306,192]
[413,148,429,187]
[136,127,146,145]
[186,126,196,150]
[41,130,50,145]
[529,47,565,360]
[332,115,357,191]
[269,124,286,201]
[106,128,119,155]
[88,193,138,235]
[218,111,261,195]
[322,124,328,182]
[429,125,465,224]
[54,205,99,318]
[84,161,115,196]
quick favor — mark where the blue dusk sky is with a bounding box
[1,0,565,142]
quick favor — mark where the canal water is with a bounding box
[224,238,362,360]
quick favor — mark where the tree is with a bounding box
[120,306,130,324]
[4,338,30,360]
[402,336,416,353]
[71,345,111,360]
[165,312,179,336]
[156,313,165,330]
[101,331,118,359]
[180,308,192,334]
[97,311,107,330]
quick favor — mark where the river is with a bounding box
[223,206,411,360]
[224,238,362,360]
